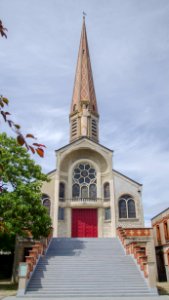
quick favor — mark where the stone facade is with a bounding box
[41,17,145,239]
[151,207,169,281]
[14,18,158,289]
[41,137,144,238]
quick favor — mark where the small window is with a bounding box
[58,207,64,221]
[59,182,65,201]
[104,182,110,200]
[105,207,111,220]
[42,194,51,215]
[156,225,161,243]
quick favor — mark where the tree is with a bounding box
[0,133,51,246]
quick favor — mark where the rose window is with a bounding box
[72,163,97,199]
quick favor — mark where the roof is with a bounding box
[55,136,113,153]
[70,17,98,115]
[46,169,56,176]
[151,207,169,220]
[113,169,142,186]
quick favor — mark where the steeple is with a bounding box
[69,17,99,143]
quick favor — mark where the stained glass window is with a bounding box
[118,195,136,219]
[72,163,97,198]
[119,199,127,218]
[81,186,88,198]
[72,184,80,197]
[89,184,97,199]
[128,199,136,218]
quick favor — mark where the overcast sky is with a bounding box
[1,0,169,225]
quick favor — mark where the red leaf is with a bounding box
[26,134,36,139]
[36,148,44,158]
[1,111,7,122]
[17,134,25,146]
[29,146,35,154]
[33,143,46,148]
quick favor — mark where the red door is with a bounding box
[72,209,98,238]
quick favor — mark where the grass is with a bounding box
[157,282,169,295]
[0,281,17,299]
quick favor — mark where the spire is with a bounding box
[69,18,99,143]
[70,17,98,115]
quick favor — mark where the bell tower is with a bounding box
[69,17,99,142]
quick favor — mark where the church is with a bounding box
[41,17,144,238]
[16,18,158,297]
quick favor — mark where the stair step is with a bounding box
[26,237,155,296]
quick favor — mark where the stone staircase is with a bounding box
[25,238,157,297]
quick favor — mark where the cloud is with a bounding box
[1,0,169,224]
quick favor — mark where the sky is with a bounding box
[0,0,169,225]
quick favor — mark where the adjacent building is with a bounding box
[151,207,169,281]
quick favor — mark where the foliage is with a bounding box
[0,20,7,38]
[0,133,51,240]
[0,96,46,158]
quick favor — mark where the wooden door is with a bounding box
[72,209,98,237]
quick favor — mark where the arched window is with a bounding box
[118,195,136,219]
[128,199,136,218]
[104,182,110,200]
[119,199,127,218]
[72,162,97,199]
[89,184,97,199]
[59,182,65,201]
[72,184,80,198]
[42,194,51,215]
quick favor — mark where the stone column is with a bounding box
[110,176,116,237]
[53,172,59,237]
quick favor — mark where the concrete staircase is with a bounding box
[25,238,157,297]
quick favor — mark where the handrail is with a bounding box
[17,227,53,295]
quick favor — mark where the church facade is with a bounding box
[41,18,145,238]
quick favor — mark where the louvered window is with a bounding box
[91,119,97,139]
[71,119,77,138]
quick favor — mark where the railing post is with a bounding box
[17,262,29,296]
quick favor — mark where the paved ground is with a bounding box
[2,296,169,300]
